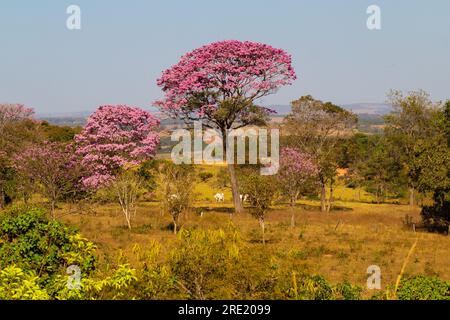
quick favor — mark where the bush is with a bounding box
[0,205,96,287]
[421,199,450,233]
[0,265,49,300]
[169,226,241,299]
[333,281,363,300]
[295,275,333,300]
[198,172,214,182]
[397,275,450,300]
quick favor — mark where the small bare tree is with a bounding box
[156,162,195,234]
[111,170,144,229]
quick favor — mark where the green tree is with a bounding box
[384,90,442,206]
[155,162,195,234]
[353,135,404,203]
[240,171,278,244]
[419,100,450,231]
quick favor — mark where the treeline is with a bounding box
[1,89,449,232]
[281,91,450,231]
[0,105,81,209]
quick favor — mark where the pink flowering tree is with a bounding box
[278,147,318,227]
[0,104,35,208]
[74,105,160,189]
[0,104,34,136]
[13,142,79,217]
[155,40,296,213]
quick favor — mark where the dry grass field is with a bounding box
[54,165,450,298]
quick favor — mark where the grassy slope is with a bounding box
[55,165,450,297]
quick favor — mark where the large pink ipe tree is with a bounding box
[155,40,296,213]
[74,105,160,189]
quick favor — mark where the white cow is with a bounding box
[169,194,179,201]
[214,193,225,202]
[240,194,249,202]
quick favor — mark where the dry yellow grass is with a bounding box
[56,196,450,298]
[47,165,448,299]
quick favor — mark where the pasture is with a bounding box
[54,164,450,298]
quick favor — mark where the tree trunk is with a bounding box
[326,180,334,213]
[409,188,415,207]
[126,212,132,230]
[222,130,243,214]
[0,187,4,209]
[290,199,296,228]
[227,163,243,214]
[173,219,177,235]
[260,218,265,245]
[320,182,327,212]
[50,200,55,219]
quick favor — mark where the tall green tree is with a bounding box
[356,135,404,203]
[419,101,450,231]
[384,90,442,206]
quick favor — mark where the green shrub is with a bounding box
[48,263,138,300]
[0,265,49,300]
[198,172,214,182]
[333,281,363,300]
[0,205,96,287]
[132,241,180,300]
[169,226,241,299]
[287,273,333,300]
[397,275,450,300]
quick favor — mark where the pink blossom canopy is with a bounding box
[155,40,297,119]
[279,148,318,177]
[278,147,318,200]
[74,105,160,189]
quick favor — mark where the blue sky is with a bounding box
[1,0,449,114]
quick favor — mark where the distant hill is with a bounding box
[268,103,393,116]
[36,103,393,127]
[342,103,392,115]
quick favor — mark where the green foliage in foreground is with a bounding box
[0,206,96,289]
[0,265,49,300]
[396,275,450,300]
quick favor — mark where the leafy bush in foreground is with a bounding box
[169,226,241,299]
[0,265,49,300]
[0,205,96,289]
[396,275,450,300]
